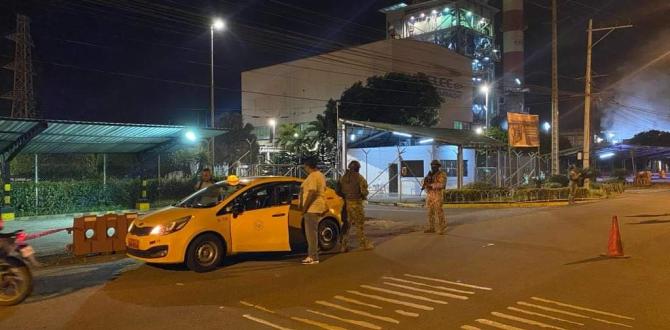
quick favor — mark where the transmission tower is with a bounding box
[2,14,36,118]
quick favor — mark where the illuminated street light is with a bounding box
[268,118,277,145]
[419,138,434,144]
[392,131,412,138]
[599,152,615,159]
[209,17,226,175]
[185,130,197,142]
[543,122,551,133]
[475,126,484,135]
[350,134,356,142]
[293,132,299,138]
[212,18,225,31]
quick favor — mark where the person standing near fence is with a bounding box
[423,160,447,234]
[300,158,327,265]
[568,165,580,205]
[337,160,373,252]
[194,168,215,191]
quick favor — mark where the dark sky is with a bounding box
[1,0,667,134]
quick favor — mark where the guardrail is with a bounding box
[72,213,138,256]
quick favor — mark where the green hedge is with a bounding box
[443,183,624,203]
[12,179,195,217]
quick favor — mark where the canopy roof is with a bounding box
[0,117,225,158]
[560,143,670,159]
[343,119,506,149]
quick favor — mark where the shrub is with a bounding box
[463,182,499,190]
[547,174,569,187]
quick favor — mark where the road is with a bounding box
[1,189,669,329]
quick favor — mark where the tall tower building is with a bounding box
[2,14,37,118]
[381,0,500,127]
[502,0,525,114]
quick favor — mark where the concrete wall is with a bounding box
[347,145,476,195]
[242,39,472,142]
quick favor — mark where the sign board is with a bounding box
[507,112,540,147]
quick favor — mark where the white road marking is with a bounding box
[460,326,483,330]
[475,318,526,330]
[316,300,400,324]
[382,276,475,295]
[517,301,633,328]
[491,311,567,330]
[395,309,420,317]
[334,295,382,309]
[307,309,381,330]
[531,297,635,320]
[242,314,294,330]
[360,285,448,305]
[240,301,276,314]
[382,281,469,300]
[404,274,493,291]
[347,290,434,311]
[290,316,348,330]
[506,307,585,326]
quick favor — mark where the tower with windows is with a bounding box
[381,0,499,127]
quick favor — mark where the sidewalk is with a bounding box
[3,215,75,257]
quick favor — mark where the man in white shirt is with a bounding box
[300,158,327,265]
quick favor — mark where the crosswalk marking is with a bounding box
[240,301,276,314]
[531,297,635,320]
[506,307,585,326]
[307,309,381,330]
[404,274,493,291]
[346,290,435,311]
[316,300,400,324]
[360,285,449,305]
[289,316,348,330]
[491,311,567,330]
[460,325,483,330]
[382,276,475,295]
[395,309,420,317]
[242,314,294,330]
[475,318,526,330]
[517,301,633,328]
[334,295,382,309]
[382,281,469,300]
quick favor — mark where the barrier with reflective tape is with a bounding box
[72,213,138,256]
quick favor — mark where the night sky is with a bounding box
[1,0,668,137]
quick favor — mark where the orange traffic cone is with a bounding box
[602,216,628,258]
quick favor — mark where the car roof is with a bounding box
[215,176,303,186]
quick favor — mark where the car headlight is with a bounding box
[150,216,192,236]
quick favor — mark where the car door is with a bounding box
[229,183,291,253]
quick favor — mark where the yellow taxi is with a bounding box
[125,176,344,272]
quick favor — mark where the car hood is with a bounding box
[133,206,203,227]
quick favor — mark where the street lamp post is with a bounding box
[210,18,225,174]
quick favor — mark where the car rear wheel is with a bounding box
[318,218,339,252]
[186,233,224,272]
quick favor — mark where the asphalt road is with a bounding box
[1,189,669,329]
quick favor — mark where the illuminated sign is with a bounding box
[507,112,540,147]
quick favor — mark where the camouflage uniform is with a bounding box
[568,167,580,205]
[337,170,371,251]
[424,170,447,233]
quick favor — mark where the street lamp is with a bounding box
[210,18,225,174]
[479,84,490,128]
[543,122,551,133]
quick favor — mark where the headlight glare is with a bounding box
[150,216,192,236]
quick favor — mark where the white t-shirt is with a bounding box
[301,171,328,214]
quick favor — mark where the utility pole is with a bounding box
[550,0,559,175]
[582,19,633,187]
[2,15,36,118]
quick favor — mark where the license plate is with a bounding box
[127,238,139,249]
[20,246,35,258]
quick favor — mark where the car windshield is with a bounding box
[175,182,245,208]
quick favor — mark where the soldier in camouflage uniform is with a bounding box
[423,160,447,234]
[337,160,373,252]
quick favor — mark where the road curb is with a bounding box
[370,199,603,209]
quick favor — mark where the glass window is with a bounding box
[240,184,275,211]
[175,183,245,208]
[401,160,425,177]
[441,160,469,177]
[273,183,295,206]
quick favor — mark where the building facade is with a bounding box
[241,38,473,146]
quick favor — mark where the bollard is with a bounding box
[136,180,150,211]
[1,183,15,221]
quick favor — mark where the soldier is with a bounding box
[423,160,447,234]
[337,160,373,252]
[568,165,581,205]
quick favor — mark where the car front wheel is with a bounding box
[186,233,224,272]
[318,218,339,252]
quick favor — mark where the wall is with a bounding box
[347,144,476,196]
[241,39,472,143]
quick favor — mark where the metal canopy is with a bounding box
[343,119,506,149]
[0,117,226,155]
[560,143,670,159]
